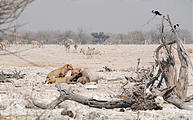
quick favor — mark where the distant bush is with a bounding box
[16,29,192,45]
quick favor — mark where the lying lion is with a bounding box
[45,64,89,84]
[45,64,73,84]
[187,48,193,54]
[47,74,90,84]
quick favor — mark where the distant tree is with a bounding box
[77,27,84,44]
[0,0,34,33]
[147,30,161,44]
[118,34,124,44]
[129,31,145,44]
[64,30,74,39]
[178,29,193,44]
[91,32,110,44]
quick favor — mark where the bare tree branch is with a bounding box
[0,0,34,33]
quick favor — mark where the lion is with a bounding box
[72,68,82,76]
[45,66,91,84]
[49,75,90,84]
[45,64,102,84]
[187,48,193,54]
[46,67,83,84]
[46,76,74,84]
[45,64,73,84]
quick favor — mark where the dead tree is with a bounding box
[151,15,193,109]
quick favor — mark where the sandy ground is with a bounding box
[0,44,193,120]
[0,44,163,68]
[1,44,193,68]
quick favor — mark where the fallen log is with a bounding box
[164,93,192,110]
[31,83,162,110]
[32,87,134,109]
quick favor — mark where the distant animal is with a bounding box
[80,47,101,57]
[92,48,101,55]
[13,39,23,46]
[63,38,74,52]
[80,48,84,53]
[31,40,42,48]
[57,41,64,46]
[80,48,93,57]
[74,44,78,50]
[64,42,71,52]
[39,40,45,47]
[0,40,9,50]
[66,38,74,44]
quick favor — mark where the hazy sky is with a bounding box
[18,0,192,34]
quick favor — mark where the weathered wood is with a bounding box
[32,83,163,111]
[164,93,192,110]
[159,16,176,88]
[167,15,189,100]
[146,68,161,88]
[160,16,171,55]
[167,15,193,71]
[158,86,193,110]
[151,15,192,109]
[154,43,176,88]
[32,88,134,110]
[184,95,193,102]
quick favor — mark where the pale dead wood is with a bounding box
[31,83,163,110]
[163,92,192,110]
[184,95,193,102]
[152,15,193,110]
[167,15,189,100]
[32,84,134,110]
